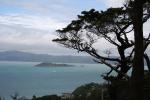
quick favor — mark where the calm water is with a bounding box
[0,61,108,99]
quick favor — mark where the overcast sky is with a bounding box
[0,0,134,55]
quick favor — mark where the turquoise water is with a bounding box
[0,61,108,99]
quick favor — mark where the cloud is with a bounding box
[0,14,66,31]
[0,0,76,21]
[99,0,125,7]
[0,40,78,55]
[0,13,79,55]
[0,23,79,55]
[0,13,66,49]
[0,0,90,55]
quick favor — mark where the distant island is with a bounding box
[35,62,74,67]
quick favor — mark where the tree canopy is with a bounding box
[53,4,150,80]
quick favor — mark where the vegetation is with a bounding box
[53,0,150,100]
[53,7,134,79]
[53,1,150,78]
[32,95,61,100]
[72,83,109,100]
[126,0,150,100]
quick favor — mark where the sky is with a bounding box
[0,0,137,55]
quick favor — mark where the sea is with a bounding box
[0,61,109,99]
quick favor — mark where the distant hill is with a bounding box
[0,51,95,63]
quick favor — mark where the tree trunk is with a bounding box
[130,0,144,100]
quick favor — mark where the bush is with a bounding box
[32,95,61,100]
[72,82,110,100]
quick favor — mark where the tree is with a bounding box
[53,2,150,100]
[127,0,150,100]
[53,6,150,77]
[53,8,134,80]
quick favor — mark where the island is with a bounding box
[35,62,74,67]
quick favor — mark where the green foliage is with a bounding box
[72,82,110,100]
[32,95,61,100]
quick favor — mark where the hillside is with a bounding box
[0,51,95,63]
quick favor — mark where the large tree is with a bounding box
[53,8,134,80]
[128,0,150,100]
[53,6,150,76]
[53,2,150,100]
